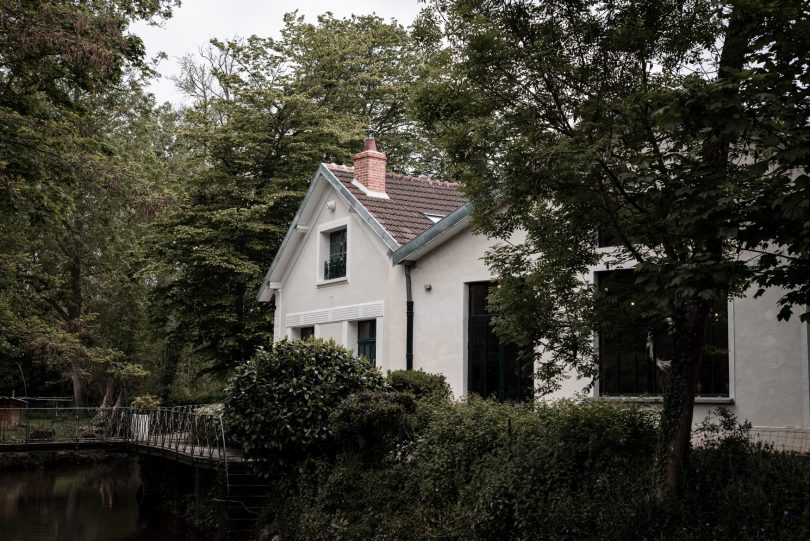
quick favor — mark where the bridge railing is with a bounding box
[0,406,229,466]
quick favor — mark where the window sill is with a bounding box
[595,396,734,405]
[317,277,348,288]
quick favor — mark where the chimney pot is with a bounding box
[353,136,387,194]
[364,136,377,152]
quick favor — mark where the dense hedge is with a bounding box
[267,397,810,540]
[224,353,810,540]
[223,339,384,471]
[385,369,451,401]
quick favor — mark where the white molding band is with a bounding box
[287,301,384,327]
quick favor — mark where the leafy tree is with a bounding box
[151,13,442,379]
[415,0,809,498]
[0,0,179,405]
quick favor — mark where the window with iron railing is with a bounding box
[324,229,347,280]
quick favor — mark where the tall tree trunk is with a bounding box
[71,364,85,407]
[656,300,709,500]
[654,2,761,501]
[100,379,116,409]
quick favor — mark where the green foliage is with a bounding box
[130,394,161,411]
[385,369,451,401]
[262,398,810,541]
[329,389,416,458]
[414,0,810,494]
[0,0,180,406]
[149,13,444,379]
[223,339,384,472]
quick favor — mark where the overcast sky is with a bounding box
[131,0,423,105]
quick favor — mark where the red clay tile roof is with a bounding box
[326,164,469,246]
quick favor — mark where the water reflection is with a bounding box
[0,457,197,541]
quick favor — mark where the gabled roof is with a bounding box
[257,164,470,301]
[326,164,468,245]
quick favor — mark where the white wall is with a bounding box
[726,286,808,427]
[271,185,810,428]
[407,226,526,397]
[275,187,395,367]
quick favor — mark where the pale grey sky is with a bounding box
[131,0,423,105]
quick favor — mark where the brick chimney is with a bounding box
[353,135,387,194]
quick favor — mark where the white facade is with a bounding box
[260,164,810,430]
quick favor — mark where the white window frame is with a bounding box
[316,217,350,287]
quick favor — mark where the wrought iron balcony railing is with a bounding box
[324,254,346,280]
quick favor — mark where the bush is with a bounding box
[329,389,416,458]
[386,369,451,401]
[271,397,661,540]
[679,409,810,539]
[130,394,160,411]
[254,392,810,541]
[223,339,384,471]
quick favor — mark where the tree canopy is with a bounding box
[0,0,179,404]
[414,0,809,496]
[148,13,442,378]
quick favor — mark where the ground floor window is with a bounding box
[291,326,315,340]
[299,326,315,340]
[357,319,376,364]
[467,282,533,402]
[597,270,730,397]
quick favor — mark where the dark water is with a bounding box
[0,458,199,541]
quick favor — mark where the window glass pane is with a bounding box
[329,229,347,256]
[503,344,534,402]
[597,269,729,397]
[357,319,376,363]
[358,320,376,340]
[467,320,488,397]
[325,229,347,279]
[299,327,314,340]
[469,282,492,316]
[468,282,533,402]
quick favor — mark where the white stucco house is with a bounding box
[258,137,810,432]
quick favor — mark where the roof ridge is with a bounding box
[324,163,459,187]
[326,162,353,172]
[386,172,460,187]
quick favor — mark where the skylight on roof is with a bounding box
[424,213,445,224]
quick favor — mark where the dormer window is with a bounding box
[424,213,445,224]
[324,229,347,280]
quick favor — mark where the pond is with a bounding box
[0,457,203,541]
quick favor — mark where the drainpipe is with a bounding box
[404,262,415,370]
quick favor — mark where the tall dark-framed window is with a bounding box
[467,282,533,402]
[357,320,376,363]
[597,269,729,397]
[324,229,347,280]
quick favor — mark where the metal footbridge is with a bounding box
[0,406,238,469]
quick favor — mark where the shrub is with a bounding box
[130,394,160,411]
[256,395,810,541]
[223,339,384,471]
[386,369,451,401]
[329,389,416,458]
[271,397,661,540]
